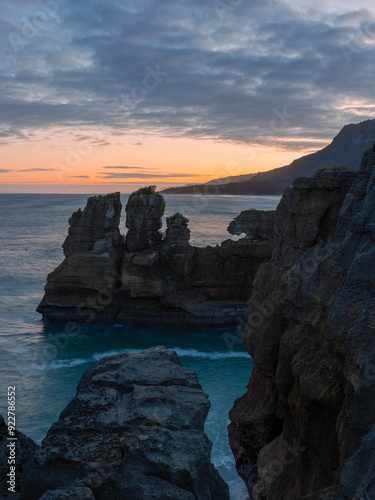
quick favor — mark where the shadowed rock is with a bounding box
[21,347,229,500]
[38,187,274,326]
[0,415,39,499]
[37,193,123,325]
[38,487,95,499]
[229,145,375,498]
[227,209,275,240]
[125,190,164,252]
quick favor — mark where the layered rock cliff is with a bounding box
[2,347,229,500]
[38,191,274,327]
[37,193,123,324]
[229,147,375,499]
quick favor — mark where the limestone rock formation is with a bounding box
[38,487,95,500]
[227,209,275,240]
[164,213,191,250]
[0,414,39,499]
[125,189,164,252]
[37,193,123,325]
[228,145,375,498]
[20,347,229,500]
[38,189,274,327]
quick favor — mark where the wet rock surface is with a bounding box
[229,145,375,498]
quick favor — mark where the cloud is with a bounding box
[0,169,14,173]
[69,175,90,178]
[0,1,375,149]
[18,168,56,172]
[0,128,28,139]
[99,173,197,179]
[102,166,147,170]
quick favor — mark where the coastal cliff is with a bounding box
[37,189,274,327]
[37,193,123,324]
[229,147,375,498]
[1,347,229,500]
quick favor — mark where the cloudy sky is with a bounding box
[1,0,375,192]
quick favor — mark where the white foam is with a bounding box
[171,347,249,360]
[28,347,249,370]
[30,358,89,370]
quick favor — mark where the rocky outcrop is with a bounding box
[228,146,375,498]
[37,193,123,324]
[227,209,275,240]
[0,414,39,499]
[38,488,95,500]
[17,347,229,500]
[38,190,274,327]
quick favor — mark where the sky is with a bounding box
[1,0,375,193]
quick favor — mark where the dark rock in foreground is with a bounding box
[20,346,229,500]
[37,189,274,327]
[0,415,39,499]
[38,487,95,499]
[229,145,375,498]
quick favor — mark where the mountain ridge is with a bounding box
[161,119,375,195]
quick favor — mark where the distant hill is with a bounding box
[204,173,256,185]
[161,119,375,195]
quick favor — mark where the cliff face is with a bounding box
[38,193,274,327]
[2,347,228,500]
[228,148,375,499]
[37,193,123,324]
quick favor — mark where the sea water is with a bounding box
[0,193,281,499]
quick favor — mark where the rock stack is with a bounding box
[38,190,274,327]
[125,189,164,252]
[37,193,123,324]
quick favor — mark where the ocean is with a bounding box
[0,192,281,499]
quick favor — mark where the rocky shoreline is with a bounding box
[1,347,229,500]
[37,187,274,327]
[229,144,375,499]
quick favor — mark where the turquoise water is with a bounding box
[0,193,280,498]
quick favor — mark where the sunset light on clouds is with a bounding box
[1,0,375,193]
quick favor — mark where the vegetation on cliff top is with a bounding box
[128,185,166,213]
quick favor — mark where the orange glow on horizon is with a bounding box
[0,127,326,193]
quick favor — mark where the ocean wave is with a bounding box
[30,358,89,370]
[171,347,249,360]
[28,347,249,370]
[94,347,249,361]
